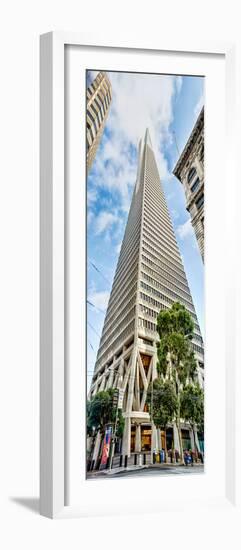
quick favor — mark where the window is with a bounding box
[187,167,196,183]
[196,194,204,210]
[191,178,200,193]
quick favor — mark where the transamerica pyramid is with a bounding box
[89,129,204,462]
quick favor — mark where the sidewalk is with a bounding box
[87,462,204,477]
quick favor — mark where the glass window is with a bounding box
[187,167,196,183]
[196,194,204,210]
[191,178,200,193]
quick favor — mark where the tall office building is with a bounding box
[86,71,112,173]
[89,129,204,461]
[173,107,204,261]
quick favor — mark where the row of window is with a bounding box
[111,261,138,301]
[113,247,139,290]
[141,271,194,311]
[196,194,204,210]
[103,267,137,328]
[142,232,183,278]
[143,203,173,237]
[191,177,200,194]
[86,124,95,146]
[138,317,157,332]
[143,210,175,251]
[143,217,179,258]
[142,240,186,280]
[144,185,168,215]
[102,294,136,341]
[96,319,135,370]
[143,222,180,261]
[192,342,204,356]
[105,278,137,324]
[113,239,140,287]
[141,262,192,302]
[187,166,197,183]
[139,291,201,338]
[141,252,188,290]
[99,306,136,352]
[140,281,197,320]
[138,319,203,355]
[139,303,158,319]
[140,291,167,311]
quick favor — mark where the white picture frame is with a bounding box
[40,32,238,519]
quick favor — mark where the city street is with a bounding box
[87,464,204,479]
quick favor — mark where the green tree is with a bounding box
[156,302,198,460]
[87,389,117,436]
[147,378,178,454]
[180,384,204,452]
[87,388,125,454]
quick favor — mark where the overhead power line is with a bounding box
[87,321,101,339]
[88,259,111,285]
[172,130,180,156]
[87,299,105,315]
[88,340,95,352]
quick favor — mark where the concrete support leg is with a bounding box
[151,422,158,457]
[156,428,161,451]
[135,424,141,453]
[106,366,114,389]
[92,430,102,468]
[122,417,131,457]
[99,375,106,391]
[190,429,195,450]
[194,427,201,452]
[173,422,181,453]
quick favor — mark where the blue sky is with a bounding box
[87,70,204,388]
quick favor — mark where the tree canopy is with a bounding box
[147,378,178,430]
[156,302,197,384]
[180,384,204,433]
[155,302,199,459]
[87,388,124,437]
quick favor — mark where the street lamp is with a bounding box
[109,389,119,470]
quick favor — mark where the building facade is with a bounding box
[89,129,204,465]
[173,107,204,261]
[86,71,112,173]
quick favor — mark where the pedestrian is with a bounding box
[184,449,189,466]
[190,450,194,467]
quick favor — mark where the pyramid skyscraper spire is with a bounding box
[89,130,204,463]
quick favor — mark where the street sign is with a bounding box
[112,388,119,408]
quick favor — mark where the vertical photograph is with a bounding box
[86,70,204,479]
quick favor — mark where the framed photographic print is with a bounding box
[40,33,238,518]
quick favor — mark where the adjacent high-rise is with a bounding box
[86,71,112,172]
[89,129,204,461]
[173,107,204,261]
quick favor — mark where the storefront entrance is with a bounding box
[141,425,151,451]
[182,429,191,450]
[166,427,173,450]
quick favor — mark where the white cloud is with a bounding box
[89,72,183,215]
[94,210,119,235]
[87,189,97,206]
[88,290,110,311]
[176,218,193,240]
[115,242,122,255]
[87,210,94,226]
[175,76,183,95]
[170,208,179,221]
